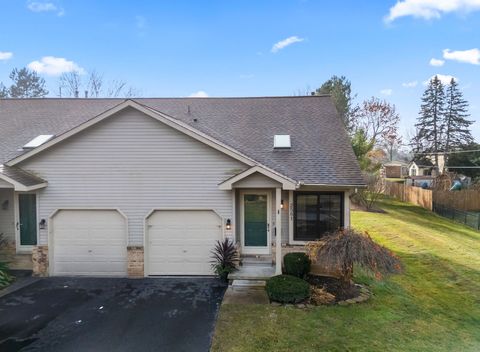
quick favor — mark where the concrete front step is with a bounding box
[241,255,273,266]
[231,279,266,287]
[229,264,275,280]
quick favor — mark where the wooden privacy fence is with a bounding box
[384,181,480,212]
[384,181,432,210]
[433,190,480,211]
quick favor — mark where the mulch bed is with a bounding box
[306,274,360,302]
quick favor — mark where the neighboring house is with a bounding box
[408,158,434,177]
[382,161,408,179]
[0,97,364,278]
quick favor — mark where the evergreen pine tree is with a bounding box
[443,78,474,163]
[413,75,445,167]
[8,67,49,98]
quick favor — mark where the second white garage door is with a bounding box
[52,209,127,276]
[147,210,222,275]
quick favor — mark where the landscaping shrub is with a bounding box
[306,228,402,286]
[283,252,311,278]
[0,262,13,289]
[210,238,239,282]
[0,233,13,289]
[266,275,310,303]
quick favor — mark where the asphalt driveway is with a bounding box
[0,277,227,352]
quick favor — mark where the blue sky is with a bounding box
[0,0,479,140]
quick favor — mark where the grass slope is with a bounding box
[211,198,480,352]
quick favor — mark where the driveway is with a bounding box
[0,277,226,352]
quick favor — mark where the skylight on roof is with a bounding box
[23,135,54,149]
[274,135,291,149]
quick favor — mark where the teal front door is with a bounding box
[19,194,37,246]
[243,193,269,254]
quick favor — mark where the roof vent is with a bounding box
[23,135,54,149]
[273,135,291,149]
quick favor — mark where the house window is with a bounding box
[294,192,344,241]
[411,168,416,176]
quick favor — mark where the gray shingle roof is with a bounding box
[0,96,364,186]
[0,164,46,187]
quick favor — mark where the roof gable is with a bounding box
[7,100,255,168]
[0,97,365,186]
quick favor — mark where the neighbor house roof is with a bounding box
[411,158,434,168]
[0,96,364,186]
[384,160,408,166]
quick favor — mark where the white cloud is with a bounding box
[429,58,445,66]
[188,90,209,98]
[443,48,480,65]
[27,1,64,16]
[0,51,13,61]
[402,81,418,88]
[271,36,304,53]
[27,56,85,76]
[384,0,480,22]
[424,74,458,85]
[380,88,393,96]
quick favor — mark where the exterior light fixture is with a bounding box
[1,200,8,210]
[226,219,231,230]
[39,219,46,230]
[280,199,284,209]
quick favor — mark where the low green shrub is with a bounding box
[283,252,311,278]
[266,275,310,303]
[0,261,13,289]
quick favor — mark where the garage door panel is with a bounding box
[147,210,222,276]
[52,210,127,276]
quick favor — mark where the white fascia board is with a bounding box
[218,165,297,190]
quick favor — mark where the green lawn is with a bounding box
[211,198,480,352]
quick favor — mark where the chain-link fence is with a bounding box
[433,203,480,231]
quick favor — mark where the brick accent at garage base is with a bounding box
[32,246,49,276]
[127,246,144,278]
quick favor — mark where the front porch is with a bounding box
[0,165,48,271]
[230,245,308,280]
[222,169,351,280]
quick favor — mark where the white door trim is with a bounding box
[14,191,39,253]
[239,190,271,255]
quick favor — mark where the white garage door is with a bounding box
[52,209,127,276]
[147,210,222,275]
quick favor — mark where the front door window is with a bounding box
[19,194,37,246]
[243,193,268,253]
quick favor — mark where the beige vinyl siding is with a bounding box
[0,189,15,244]
[0,179,14,188]
[19,107,248,245]
[232,172,282,188]
[271,190,289,244]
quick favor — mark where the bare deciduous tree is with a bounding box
[60,71,82,97]
[384,130,403,161]
[87,70,104,98]
[356,173,385,211]
[124,86,141,98]
[354,97,400,147]
[58,70,136,98]
[107,79,127,98]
